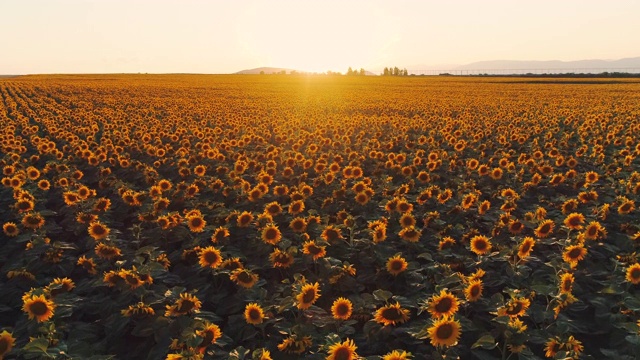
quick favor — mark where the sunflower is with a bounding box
[382,350,411,360]
[562,244,587,268]
[103,270,123,287]
[618,200,635,214]
[230,268,258,288]
[438,236,456,250]
[374,302,410,326]
[211,226,230,243]
[437,189,453,204]
[244,303,265,325]
[236,211,254,227]
[507,220,524,234]
[259,223,281,245]
[289,217,307,233]
[119,269,144,289]
[477,164,489,176]
[461,193,477,210]
[561,199,579,214]
[489,167,503,180]
[399,226,421,243]
[77,212,98,224]
[95,243,122,260]
[165,293,202,316]
[257,349,272,360]
[288,200,305,215]
[326,338,357,360]
[48,277,75,296]
[499,297,531,318]
[88,221,110,240]
[371,224,387,243]
[186,215,206,233]
[321,225,343,243]
[15,198,34,213]
[583,221,605,240]
[534,219,554,238]
[399,213,416,229]
[625,263,640,285]
[517,237,535,260]
[396,199,413,213]
[2,222,19,237]
[564,335,583,357]
[470,235,492,255]
[121,302,156,317]
[277,335,312,354]
[93,197,111,212]
[478,200,491,215]
[302,240,327,261]
[563,213,585,230]
[37,179,51,190]
[559,272,574,294]
[270,248,294,268]
[427,290,459,318]
[199,246,222,268]
[465,279,483,302]
[544,338,562,358]
[196,323,222,346]
[386,255,408,276]
[77,255,97,274]
[296,282,321,310]
[63,191,80,206]
[0,330,15,359]
[584,171,599,183]
[331,297,353,320]
[22,294,55,322]
[427,317,461,348]
[21,212,45,229]
[578,190,598,204]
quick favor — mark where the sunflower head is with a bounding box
[198,246,222,269]
[230,268,258,288]
[331,297,353,320]
[326,338,357,360]
[244,303,265,325]
[386,255,408,276]
[374,302,410,326]
[22,294,55,322]
[626,263,640,285]
[427,290,459,318]
[470,235,492,255]
[427,316,461,348]
[296,282,321,310]
[0,330,16,358]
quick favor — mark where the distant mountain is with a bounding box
[235,67,377,75]
[455,57,640,72]
[235,67,297,74]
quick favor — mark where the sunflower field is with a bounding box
[1,74,640,360]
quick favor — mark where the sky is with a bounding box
[1,0,639,74]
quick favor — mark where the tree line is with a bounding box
[383,67,409,76]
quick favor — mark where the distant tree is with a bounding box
[279,70,286,75]
[259,70,265,75]
[359,68,365,76]
[393,67,400,76]
[383,67,389,76]
[403,68,408,76]
[347,67,354,75]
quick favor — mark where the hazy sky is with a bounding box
[1,0,639,74]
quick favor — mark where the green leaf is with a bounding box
[373,289,393,302]
[22,337,50,353]
[472,334,498,350]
